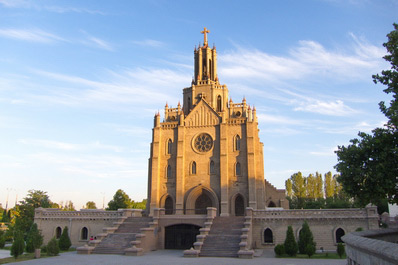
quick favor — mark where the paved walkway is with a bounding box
[2,250,346,265]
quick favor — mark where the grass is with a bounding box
[0,248,76,264]
[277,252,346,259]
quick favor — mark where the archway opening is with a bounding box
[56,227,62,239]
[336,228,345,243]
[165,196,174,215]
[165,224,200,249]
[268,201,276,207]
[195,193,212,214]
[81,227,88,240]
[235,194,245,216]
[264,228,273,243]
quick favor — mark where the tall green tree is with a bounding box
[315,172,324,199]
[285,179,293,198]
[298,221,316,256]
[59,226,71,251]
[107,189,132,210]
[25,223,43,253]
[324,172,334,198]
[284,225,298,257]
[11,231,25,259]
[335,23,398,205]
[85,201,97,209]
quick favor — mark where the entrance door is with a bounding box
[164,224,200,249]
[235,195,245,216]
[195,193,212,214]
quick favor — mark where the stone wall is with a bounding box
[34,208,134,247]
[343,228,398,265]
[250,206,379,251]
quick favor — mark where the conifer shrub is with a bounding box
[274,244,285,256]
[58,226,71,251]
[0,234,5,249]
[284,226,298,256]
[298,221,316,256]
[46,237,60,256]
[26,223,44,253]
[337,243,345,258]
[10,231,25,259]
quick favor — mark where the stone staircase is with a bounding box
[199,216,245,257]
[93,217,153,255]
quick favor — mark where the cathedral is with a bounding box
[34,29,379,258]
[147,27,288,217]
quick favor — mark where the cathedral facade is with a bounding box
[147,28,287,217]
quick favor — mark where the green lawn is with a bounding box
[277,252,346,259]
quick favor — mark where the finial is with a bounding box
[248,105,251,110]
[178,101,181,107]
[201,27,210,46]
[165,102,168,108]
[243,96,246,102]
[253,106,256,111]
[229,98,233,103]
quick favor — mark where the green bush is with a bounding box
[26,223,44,253]
[274,244,285,256]
[298,221,316,256]
[355,227,363,232]
[41,244,47,253]
[46,237,60,256]
[284,226,298,257]
[0,234,5,249]
[11,231,25,259]
[337,243,345,258]
[58,226,71,251]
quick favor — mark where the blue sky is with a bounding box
[0,0,397,209]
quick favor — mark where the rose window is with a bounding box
[194,133,213,152]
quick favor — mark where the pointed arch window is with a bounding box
[167,139,172,155]
[210,160,215,174]
[56,227,62,239]
[235,162,241,176]
[191,161,197,175]
[264,228,273,244]
[235,135,241,151]
[335,228,345,243]
[81,227,88,240]
[217,95,222,112]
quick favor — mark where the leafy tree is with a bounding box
[25,223,43,253]
[107,189,132,210]
[315,172,324,199]
[58,226,71,251]
[46,237,59,256]
[285,179,293,198]
[0,231,5,249]
[11,230,25,259]
[298,221,316,256]
[61,201,76,211]
[284,226,298,257]
[131,199,147,209]
[306,174,316,199]
[1,209,10,222]
[85,201,97,209]
[335,24,398,205]
[324,172,334,198]
[337,243,345,258]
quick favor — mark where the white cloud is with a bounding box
[294,99,356,116]
[309,147,338,157]
[0,0,103,14]
[0,28,65,43]
[18,139,125,152]
[132,39,165,48]
[81,35,113,51]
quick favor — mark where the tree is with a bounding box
[274,244,285,256]
[337,243,345,258]
[46,237,59,256]
[11,230,25,259]
[324,172,334,198]
[284,226,298,257]
[25,223,43,253]
[285,179,293,198]
[335,24,398,205]
[58,226,71,251]
[62,201,76,211]
[298,221,316,256]
[85,201,97,209]
[315,172,324,199]
[107,189,132,210]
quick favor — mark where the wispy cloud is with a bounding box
[132,39,165,48]
[0,28,65,43]
[0,0,104,14]
[293,99,356,116]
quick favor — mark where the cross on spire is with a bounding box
[201,27,210,45]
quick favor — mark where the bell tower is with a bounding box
[183,28,229,116]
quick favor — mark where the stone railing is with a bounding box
[253,206,378,220]
[183,207,217,257]
[34,207,125,220]
[343,228,398,265]
[238,207,254,259]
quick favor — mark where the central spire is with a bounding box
[201,27,210,46]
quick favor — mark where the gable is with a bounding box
[185,99,221,127]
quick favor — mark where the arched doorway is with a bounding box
[336,228,345,243]
[81,227,88,240]
[165,224,200,249]
[165,196,173,215]
[56,227,62,239]
[195,193,212,214]
[264,228,273,243]
[268,201,276,207]
[235,194,245,216]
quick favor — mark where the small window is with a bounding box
[235,162,241,176]
[165,196,173,215]
[191,161,197,175]
[210,160,215,174]
[56,227,62,239]
[264,228,273,243]
[167,139,172,154]
[336,228,345,243]
[235,135,241,151]
[268,201,276,207]
[217,95,222,112]
[81,227,88,240]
